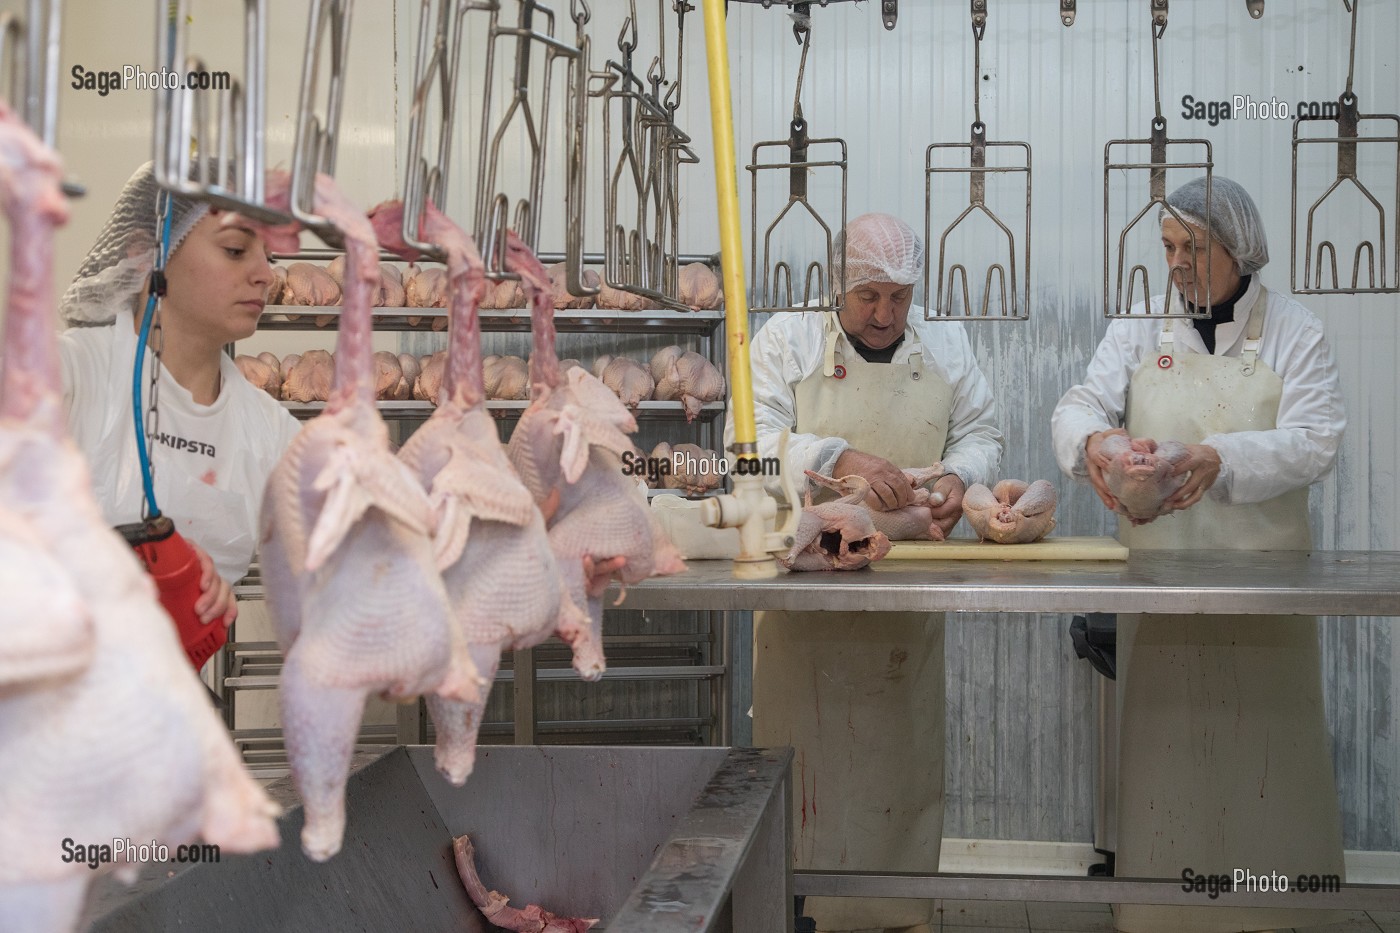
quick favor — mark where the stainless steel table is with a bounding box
[610,550,1400,616]
[609,549,1400,911]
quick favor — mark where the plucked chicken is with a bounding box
[546,262,599,310]
[782,471,892,571]
[865,464,946,541]
[258,174,478,861]
[963,479,1058,544]
[235,354,281,397]
[415,350,448,405]
[283,261,341,306]
[371,200,585,784]
[393,353,420,401]
[281,349,335,403]
[651,441,724,495]
[505,233,685,678]
[1099,434,1191,523]
[483,354,529,400]
[0,102,279,931]
[677,262,722,310]
[372,350,403,401]
[593,354,654,409]
[649,345,725,421]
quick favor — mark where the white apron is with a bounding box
[754,312,951,933]
[87,325,257,583]
[1115,288,1346,932]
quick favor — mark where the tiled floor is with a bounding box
[925,900,1400,932]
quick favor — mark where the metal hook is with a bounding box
[1060,0,1075,27]
[1245,0,1263,18]
[572,0,590,27]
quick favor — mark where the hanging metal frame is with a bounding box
[745,3,847,313]
[1102,0,1213,320]
[724,0,899,31]
[0,0,61,149]
[469,0,582,279]
[923,0,1031,322]
[1290,0,1399,294]
[152,0,286,225]
[589,0,698,311]
[287,0,354,247]
[400,0,471,263]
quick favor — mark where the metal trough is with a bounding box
[82,745,793,933]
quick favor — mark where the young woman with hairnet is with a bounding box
[57,162,302,636]
[1052,176,1347,933]
[725,212,1003,933]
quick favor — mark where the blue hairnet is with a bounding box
[1162,176,1269,276]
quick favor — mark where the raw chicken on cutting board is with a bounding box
[963,479,1058,544]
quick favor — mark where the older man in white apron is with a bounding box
[730,213,1003,933]
[1052,177,1348,932]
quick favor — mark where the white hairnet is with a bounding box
[833,212,924,293]
[1162,175,1270,276]
[59,162,211,326]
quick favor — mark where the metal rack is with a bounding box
[1102,0,1214,319]
[1289,0,1399,295]
[923,0,1031,321]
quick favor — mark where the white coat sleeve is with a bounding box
[726,318,848,500]
[937,329,1003,489]
[1202,316,1345,504]
[1051,320,1146,480]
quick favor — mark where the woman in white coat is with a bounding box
[58,163,302,636]
[1051,176,1347,932]
[728,212,1003,933]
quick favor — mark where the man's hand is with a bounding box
[1084,428,1128,513]
[191,541,238,628]
[927,473,966,538]
[834,448,914,510]
[1163,443,1221,513]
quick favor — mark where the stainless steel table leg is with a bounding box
[513,646,536,744]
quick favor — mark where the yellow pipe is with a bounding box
[700,0,780,580]
[700,0,756,453]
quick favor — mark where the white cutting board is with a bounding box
[884,535,1128,561]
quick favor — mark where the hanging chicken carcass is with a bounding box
[258,175,480,861]
[505,234,686,678]
[0,103,280,929]
[371,200,586,784]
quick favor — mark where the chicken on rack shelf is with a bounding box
[258,175,479,862]
[0,102,280,932]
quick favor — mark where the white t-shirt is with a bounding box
[59,309,302,583]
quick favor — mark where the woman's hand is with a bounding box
[1084,428,1128,512]
[1163,444,1222,513]
[191,541,238,627]
[928,473,966,538]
